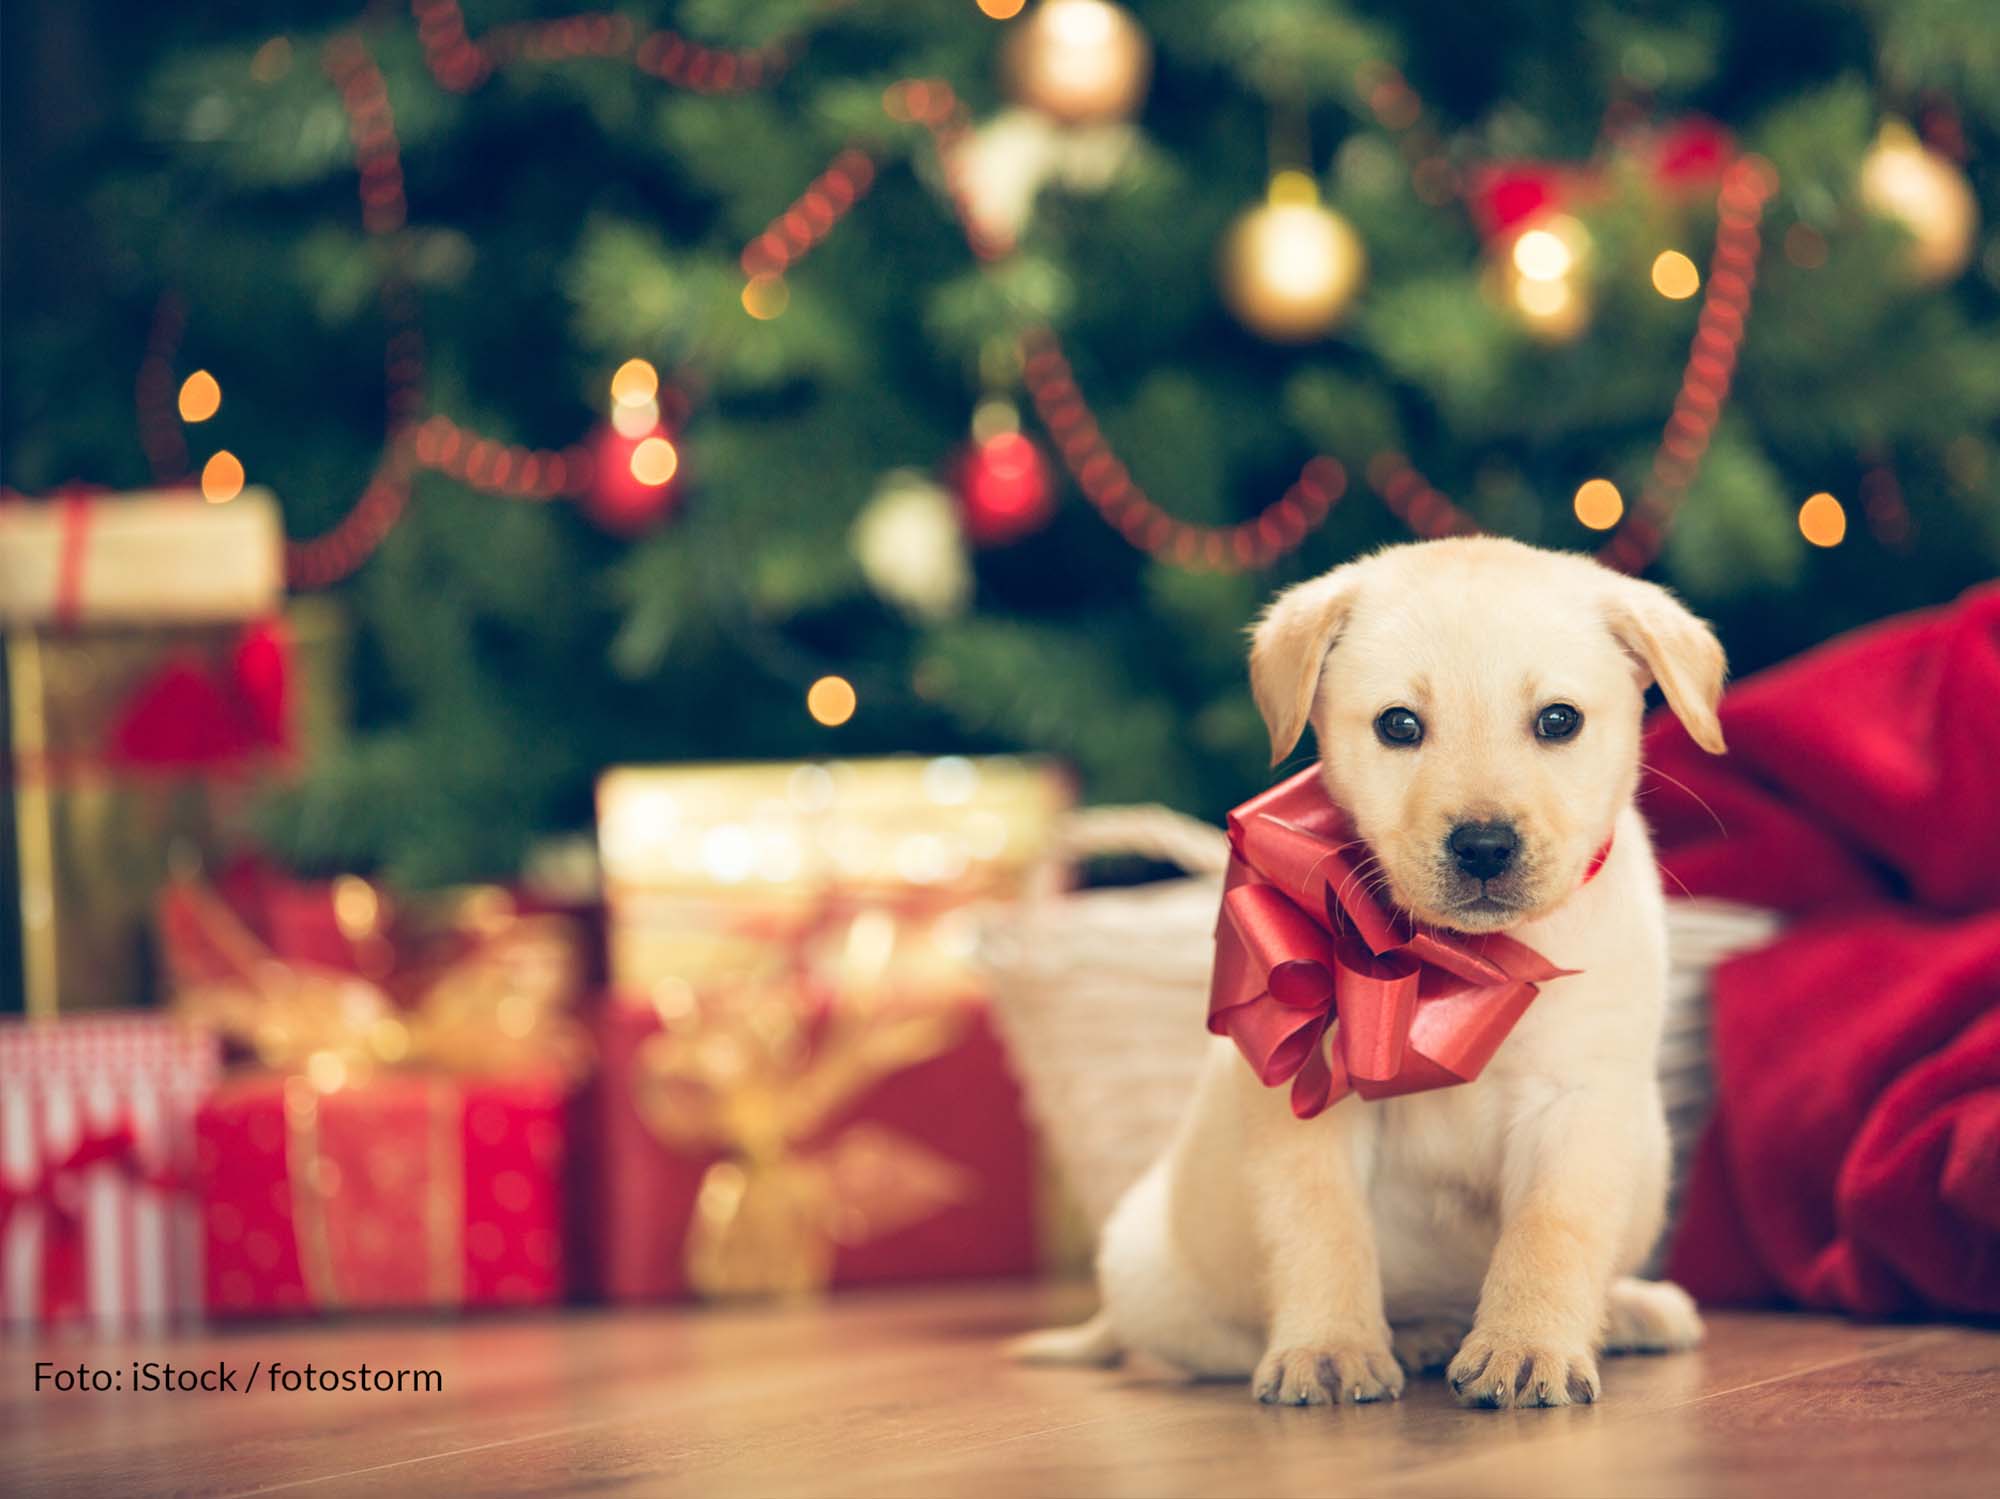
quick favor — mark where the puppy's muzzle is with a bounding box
[1448,821,1519,881]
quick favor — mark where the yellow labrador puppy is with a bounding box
[1020,537,1722,1408]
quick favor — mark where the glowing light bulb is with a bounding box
[806,675,857,727]
[610,358,659,407]
[1514,277,1572,318]
[201,451,245,503]
[1798,492,1846,548]
[1572,478,1624,530]
[976,0,1027,17]
[1512,228,1574,282]
[629,435,679,486]
[611,397,660,438]
[1650,250,1701,300]
[178,370,222,423]
[1046,0,1116,47]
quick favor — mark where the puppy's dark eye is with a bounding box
[1375,707,1424,747]
[1535,703,1583,741]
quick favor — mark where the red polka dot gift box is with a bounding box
[157,871,588,1317]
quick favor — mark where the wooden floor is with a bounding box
[4,1283,1996,1498]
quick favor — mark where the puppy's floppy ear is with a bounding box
[1603,575,1728,754]
[1249,566,1359,767]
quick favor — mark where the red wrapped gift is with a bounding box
[593,992,1041,1301]
[196,1072,568,1315]
[591,757,1070,1301]
[0,1015,219,1331]
[157,875,589,1316]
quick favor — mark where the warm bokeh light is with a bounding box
[1651,249,1701,300]
[1514,277,1572,317]
[1798,492,1847,547]
[1572,478,1624,530]
[1267,168,1318,206]
[177,370,222,423]
[610,397,660,438]
[1045,0,1117,48]
[201,450,245,503]
[629,435,679,486]
[806,674,857,727]
[976,0,1027,17]
[610,358,659,407]
[1512,227,1575,282]
[742,274,790,320]
[969,398,1020,443]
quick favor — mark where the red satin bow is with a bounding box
[1208,768,1576,1119]
[0,1128,183,1323]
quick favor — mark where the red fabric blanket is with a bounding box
[1645,583,2000,1317]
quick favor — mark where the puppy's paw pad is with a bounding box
[1604,1278,1704,1355]
[1447,1334,1600,1410]
[1393,1318,1471,1375]
[1254,1343,1405,1407]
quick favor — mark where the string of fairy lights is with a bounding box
[133,0,1978,727]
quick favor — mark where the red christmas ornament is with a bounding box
[953,430,1054,546]
[581,420,683,535]
[1468,116,1738,247]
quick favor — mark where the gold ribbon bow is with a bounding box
[160,877,589,1085]
[634,980,974,1299]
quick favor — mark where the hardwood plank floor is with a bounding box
[4,1284,1995,1497]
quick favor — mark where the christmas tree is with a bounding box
[3,0,1995,885]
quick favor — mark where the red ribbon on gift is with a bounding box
[0,1127,185,1324]
[1,483,292,779]
[1208,768,1576,1119]
[104,616,293,773]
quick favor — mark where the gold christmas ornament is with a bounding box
[1001,0,1151,126]
[1489,213,1594,343]
[1217,171,1367,342]
[1859,122,1978,285]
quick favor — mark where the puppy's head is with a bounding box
[1250,538,1725,932]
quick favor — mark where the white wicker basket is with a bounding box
[978,805,1779,1243]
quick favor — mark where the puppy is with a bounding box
[1019,537,1723,1409]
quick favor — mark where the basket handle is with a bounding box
[1048,805,1231,879]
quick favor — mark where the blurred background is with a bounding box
[1,2,1996,1333]
[5,0,1995,885]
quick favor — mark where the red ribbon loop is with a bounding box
[1208,768,1576,1119]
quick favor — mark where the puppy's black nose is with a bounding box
[1449,821,1518,881]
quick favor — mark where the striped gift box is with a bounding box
[0,1016,218,1333]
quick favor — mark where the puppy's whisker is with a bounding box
[1639,760,1728,838]
[1656,861,1696,900]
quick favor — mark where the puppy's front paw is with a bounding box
[1254,1341,1405,1407]
[1447,1331,1600,1409]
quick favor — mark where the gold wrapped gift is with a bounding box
[597,756,1071,998]
[591,755,1081,1300]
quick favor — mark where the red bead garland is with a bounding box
[409,415,591,500]
[1596,157,1775,572]
[740,149,878,279]
[1367,156,1777,576]
[409,0,794,95]
[284,34,422,589]
[143,10,1780,588]
[1020,331,1346,570]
